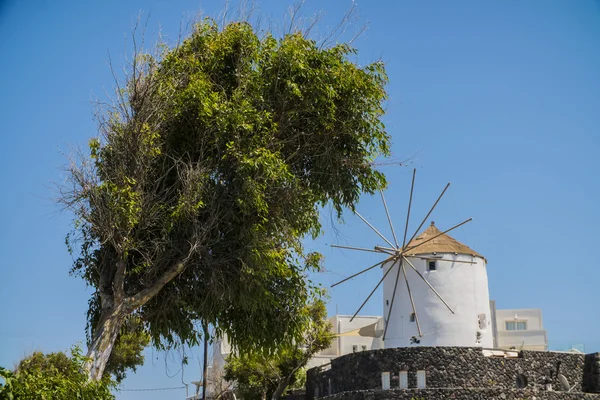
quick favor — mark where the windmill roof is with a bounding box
[404,222,483,259]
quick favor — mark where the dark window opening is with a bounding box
[428,260,437,271]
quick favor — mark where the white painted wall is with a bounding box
[382,253,493,348]
[336,315,383,355]
[495,308,547,350]
[307,315,384,368]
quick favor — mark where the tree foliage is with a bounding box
[0,346,114,400]
[224,299,333,400]
[61,17,388,380]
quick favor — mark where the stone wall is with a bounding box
[321,388,600,400]
[584,353,600,393]
[306,347,589,400]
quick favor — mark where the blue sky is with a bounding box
[1,0,599,398]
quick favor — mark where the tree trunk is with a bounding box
[85,304,128,381]
[84,257,191,381]
[271,375,293,400]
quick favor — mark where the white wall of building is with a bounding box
[495,308,547,350]
[307,315,383,369]
[335,315,383,355]
[382,254,493,348]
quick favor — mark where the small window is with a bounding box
[427,260,437,271]
[506,321,527,331]
[381,372,391,390]
[417,370,426,389]
[361,345,367,352]
[352,345,358,353]
[410,313,416,322]
[399,371,408,389]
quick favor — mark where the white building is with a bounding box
[492,306,548,351]
[307,315,384,369]
[382,222,494,348]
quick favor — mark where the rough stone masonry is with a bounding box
[584,353,600,393]
[306,347,600,400]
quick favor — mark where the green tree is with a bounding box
[0,346,114,400]
[224,299,333,400]
[61,17,388,380]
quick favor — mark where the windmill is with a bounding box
[331,169,493,348]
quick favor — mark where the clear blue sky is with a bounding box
[1,0,599,398]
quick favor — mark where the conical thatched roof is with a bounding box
[404,222,483,259]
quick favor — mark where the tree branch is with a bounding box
[113,259,127,303]
[126,244,198,309]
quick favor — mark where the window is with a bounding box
[381,372,391,390]
[417,370,426,389]
[410,313,416,322]
[361,345,367,352]
[352,345,358,353]
[505,321,527,331]
[427,260,437,271]
[399,371,408,389]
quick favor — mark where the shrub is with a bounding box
[0,346,114,400]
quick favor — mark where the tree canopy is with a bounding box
[0,347,115,400]
[62,17,389,380]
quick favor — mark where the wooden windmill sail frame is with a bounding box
[331,169,472,340]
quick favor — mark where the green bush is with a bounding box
[0,346,114,400]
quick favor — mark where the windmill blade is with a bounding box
[330,244,392,254]
[331,255,395,288]
[383,259,403,340]
[380,189,399,248]
[350,257,398,322]
[403,256,455,314]
[374,246,398,256]
[402,263,422,337]
[355,211,396,249]
[401,168,416,249]
[404,218,472,254]
[403,182,450,250]
[375,245,397,252]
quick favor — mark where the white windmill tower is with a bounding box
[331,170,493,348]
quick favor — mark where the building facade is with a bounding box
[494,307,548,350]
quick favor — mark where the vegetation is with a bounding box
[0,346,114,400]
[224,299,333,400]
[60,16,389,380]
